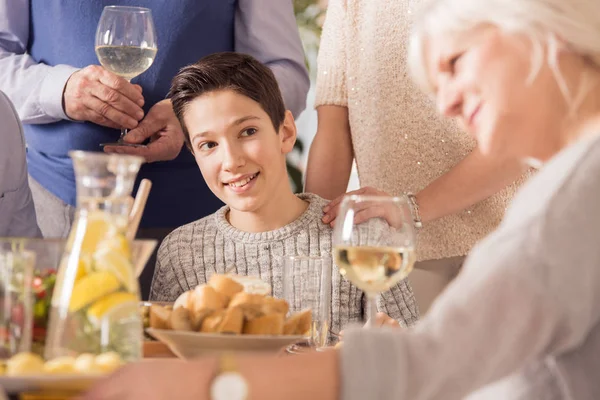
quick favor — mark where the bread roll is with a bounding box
[208,274,244,298]
[149,304,172,329]
[191,308,214,331]
[228,292,264,309]
[243,313,284,335]
[200,310,226,333]
[217,307,244,334]
[283,309,312,336]
[240,304,265,321]
[173,291,192,310]
[230,275,272,295]
[262,296,289,315]
[169,307,194,331]
[192,285,229,312]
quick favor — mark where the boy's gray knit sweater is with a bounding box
[150,193,419,331]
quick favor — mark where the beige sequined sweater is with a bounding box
[315,0,519,261]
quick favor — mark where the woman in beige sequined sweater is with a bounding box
[306,0,525,312]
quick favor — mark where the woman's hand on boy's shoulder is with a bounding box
[321,186,396,227]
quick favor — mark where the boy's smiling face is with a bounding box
[183,89,296,214]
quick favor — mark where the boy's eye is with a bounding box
[199,141,217,151]
[240,128,257,137]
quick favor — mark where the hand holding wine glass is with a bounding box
[332,195,416,328]
[63,65,145,130]
[95,6,157,148]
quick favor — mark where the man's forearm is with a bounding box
[0,52,77,123]
[415,147,526,223]
[234,0,310,118]
[269,62,310,118]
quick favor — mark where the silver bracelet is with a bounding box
[406,193,423,229]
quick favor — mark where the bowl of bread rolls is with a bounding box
[146,274,310,359]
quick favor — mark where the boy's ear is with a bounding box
[279,110,297,155]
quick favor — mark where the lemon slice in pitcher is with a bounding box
[97,234,130,256]
[69,271,121,312]
[93,247,136,292]
[87,292,138,326]
[80,211,119,255]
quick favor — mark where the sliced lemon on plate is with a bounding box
[43,356,76,374]
[5,352,45,376]
[69,271,121,312]
[93,352,123,373]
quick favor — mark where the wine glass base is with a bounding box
[285,342,336,355]
[100,142,147,148]
[285,341,312,355]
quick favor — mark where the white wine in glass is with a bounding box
[95,6,157,147]
[332,195,416,327]
[95,45,157,81]
[334,245,415,294]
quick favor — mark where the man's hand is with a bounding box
[103,99,185,163]
[63,65,145,129]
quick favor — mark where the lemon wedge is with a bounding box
[74,353,102,374]
[69,271,121,312]
[75,254,93,282]
[80,211,118,255]
[43,356,76,374]
[87,292,138,326]
[93,247,135,292]
[6,353,45,376]
[94,352,123,373]
[97,234,130,256]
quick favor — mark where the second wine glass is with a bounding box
[332,195,416,327]
[95,6,157,147]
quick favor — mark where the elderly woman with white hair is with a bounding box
[84,0,600,399]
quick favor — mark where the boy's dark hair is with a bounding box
[168,52,286,150]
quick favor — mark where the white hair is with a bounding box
[408,0,600,111]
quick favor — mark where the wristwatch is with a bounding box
[210,352,249,400]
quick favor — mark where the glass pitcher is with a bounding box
[45,151,144,362]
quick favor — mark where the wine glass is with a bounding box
[95,6,157,148]
[283,255,332,353]
[332,195,416,327]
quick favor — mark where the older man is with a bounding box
[0,91,41,237]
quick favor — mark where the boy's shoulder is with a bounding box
[158,210,221,254]
[297,192,332,230]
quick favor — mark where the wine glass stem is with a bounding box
[366,293,378,328]
[118,78,132,142]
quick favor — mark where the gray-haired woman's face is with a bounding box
[424,26,569,161]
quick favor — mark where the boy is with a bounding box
[149,53,418,331]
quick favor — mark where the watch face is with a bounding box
[210,372,249,400]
